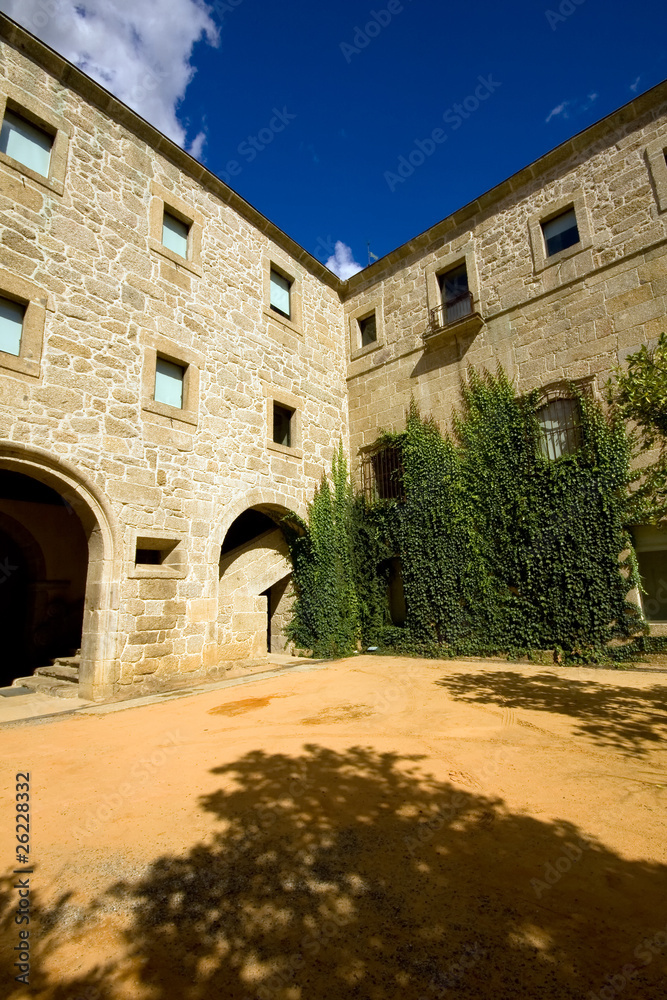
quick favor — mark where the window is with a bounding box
[362,446,404,502]
[154,357,185,409]
[358,312,377,348]
[0,296,25,357]
[536,398,581,460]
[437,263,472,325]
[270,269,292,319]
[0,109,53,177]
[162,211,190,258]
[273,402,295,447]
[542,208,580,258]
[131,535,185,578]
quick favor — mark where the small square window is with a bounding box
[358,313,377,347]
[270,269,292,319]
[0,109,53,177]
[273,402,295,448]
[0,296,25,357]
[536,398,581,460]
[542,208,580,258]
[154,357,185,409]
[437,263,472,325]
[162,211,190,258]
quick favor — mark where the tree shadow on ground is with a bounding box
[435,669,667,756]
[2,745,667,999]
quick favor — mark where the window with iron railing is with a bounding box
[431,263,473,331]
[361,446,404,502]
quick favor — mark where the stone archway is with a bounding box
[0,443,120,700]
[215,491,303,667]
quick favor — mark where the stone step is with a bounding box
[11,675,80,699]
[34,664,79,682]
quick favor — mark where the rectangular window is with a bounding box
[162,211,190,258]
[0,296,25,357]
[542,208,580,258]
[438,263,472,325]
[272,402,294,447]
[358,313,377,347]
[154,357,185,408]
[0,109,53,177]
[362,446,404,502]
[270,269,292,319]
[536,398,581,460]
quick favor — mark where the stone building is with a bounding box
[0,13,666,699]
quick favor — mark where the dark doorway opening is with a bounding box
[0,470,89,685]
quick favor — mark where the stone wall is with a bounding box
[0,25,347,698]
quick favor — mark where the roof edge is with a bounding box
[0,13,344,293]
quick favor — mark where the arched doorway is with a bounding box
[0,445,119,700]
[0,471,89,685]
[217,502,295,663]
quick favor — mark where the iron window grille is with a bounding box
[536,397,582,460]
[361,446,404,502]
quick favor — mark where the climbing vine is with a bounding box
[284,367,654,662]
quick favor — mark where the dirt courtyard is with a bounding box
[1,655,667,1000]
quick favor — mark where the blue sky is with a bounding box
[2,0,666,275]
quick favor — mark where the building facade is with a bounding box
[0,15,666,699]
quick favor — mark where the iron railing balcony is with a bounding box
[429,291,474,333]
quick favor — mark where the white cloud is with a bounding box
[0,0,218,147]
[325,241,363,280]
[545,101,569,123]
[187,130,207,160]
[630,76,641,93]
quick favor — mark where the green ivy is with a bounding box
[284,367,653,662]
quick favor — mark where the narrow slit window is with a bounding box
[536,398,581,460]
[0,109,53,177]
[270,269,292,319]
[358,313,377,347]
[154,357,185,409]
[162,211,190,258]
[0,296,25,357]
[438,263,472,324]
[273,402,294,447]
[542,208,580,258]
[135,548,163,566]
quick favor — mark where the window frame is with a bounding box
[646,135,667,213]
[347,293,385,359]
[528,192,593,273]
[0,268,47,379]
[424,243,482,327]
[535,394,583,461]
[263,254,303,335]
[269,268,293,320]
[141,336,200,427]
[148,181,203,276]
[265,389,303,458]
[0,88,70,196]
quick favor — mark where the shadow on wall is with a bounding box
[2,744,666,999]
[435,669,667,757]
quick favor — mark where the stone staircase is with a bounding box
[12,652,81,698]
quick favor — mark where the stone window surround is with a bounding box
[0,267,47,379]
[528,191,593,273]
[424,241,482,317]
[141,333,201,428]
[348,292,384,360]
[148,180,203,277]
[0,84,70,196]
[264,386,303,459]
[646,135,667,213]
[129,531,187,580]
[263,251,303,336]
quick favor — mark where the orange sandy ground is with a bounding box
[1,655,667,1000]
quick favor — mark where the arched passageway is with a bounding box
[0,471,89,685]
[218,504,294,662]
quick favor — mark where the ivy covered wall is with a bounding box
[283,369,649,661]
